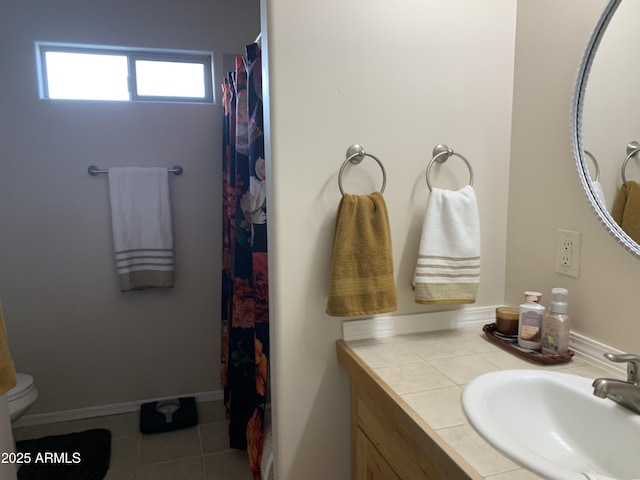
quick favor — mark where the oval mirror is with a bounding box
[573,0,640,258]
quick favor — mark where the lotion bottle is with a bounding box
[517,291,545,350]
[541,288,571,355]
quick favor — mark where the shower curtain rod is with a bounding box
[87,165,184,176]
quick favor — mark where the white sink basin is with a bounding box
[462,369,640,480]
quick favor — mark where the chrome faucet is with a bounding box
[592,352,640,415]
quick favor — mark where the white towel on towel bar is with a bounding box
[108,167,175,292]
[412,185,481,304]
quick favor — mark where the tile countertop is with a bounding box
[342,325,626,480]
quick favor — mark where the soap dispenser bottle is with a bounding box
[517,291,545,350]
[541,288,571,355]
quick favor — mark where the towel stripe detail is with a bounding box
[115,248,174,256]
[414,254,480,283]
[417,264,479,270]
[416,273,480,278]
[329,274,395,295]
[418,255,480,261]
[114,248,174,275]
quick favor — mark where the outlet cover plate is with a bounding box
[555,229,581,278]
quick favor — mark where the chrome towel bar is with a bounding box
[88,165,184,176]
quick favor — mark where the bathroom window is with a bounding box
[36,43,214,103]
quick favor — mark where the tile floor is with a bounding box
[12,400,253,480]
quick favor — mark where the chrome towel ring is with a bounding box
[338,144,387,196]
[621,141,640,185]
[426,144,474,191]
[584,150,600,182]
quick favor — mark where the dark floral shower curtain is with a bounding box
[221,42,269,480]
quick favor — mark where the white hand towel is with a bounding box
[413,185,480,304]
[108,167,175,292]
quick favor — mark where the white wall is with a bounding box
[0,0,260,413]
[506,0,640,354]
[264,1,517,478]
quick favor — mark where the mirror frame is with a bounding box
[571,0,640,257]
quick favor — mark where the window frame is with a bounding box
[36,42,214,104]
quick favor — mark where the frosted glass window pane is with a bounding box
[45,52,129,100]
[135,60,205,98]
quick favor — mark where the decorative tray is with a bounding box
[482,323,574,365]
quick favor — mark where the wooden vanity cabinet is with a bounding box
[337,340,482,480]
[355,426,401,480]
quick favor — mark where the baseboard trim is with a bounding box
[342,306,497,342]
[14,389,224,428]
[569,331,625,376]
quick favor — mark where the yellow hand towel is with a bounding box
[611,182,628,226]
[326,192,397,317]
[618,180,640,244]
[0,305,16,397]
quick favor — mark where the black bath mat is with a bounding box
[16,428,111,480]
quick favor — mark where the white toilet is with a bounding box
[8,373,38,423]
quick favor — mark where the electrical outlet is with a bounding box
[555,229,581,278]
[561,240,572,266]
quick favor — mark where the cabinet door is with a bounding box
[355,427,401,480]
